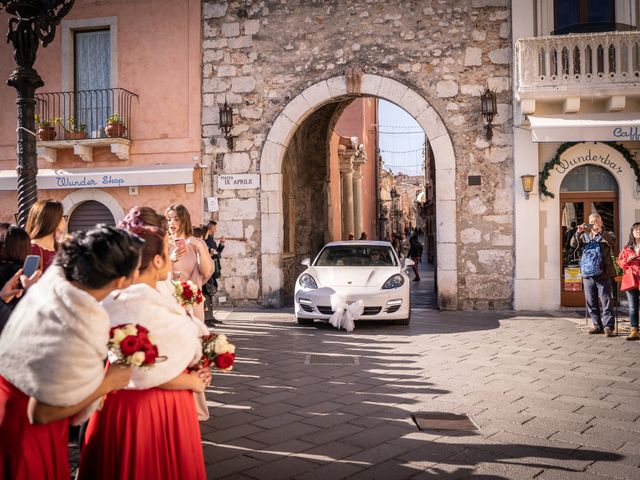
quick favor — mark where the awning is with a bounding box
[0,164,195,191]
[527,113,640,143]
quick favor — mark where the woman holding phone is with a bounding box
[0,226,33,305]
[617,222,640,340]
[0,226,142,480]
[165,204,214,322]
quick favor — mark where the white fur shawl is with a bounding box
[0,266,110,408]
[102,283,202,390]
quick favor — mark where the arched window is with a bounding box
[560,164,618,192]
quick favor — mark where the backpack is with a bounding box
[580,238,603,278]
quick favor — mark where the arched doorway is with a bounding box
[560,165,619,307]
[260,74,457,309]
[67,200,116,232]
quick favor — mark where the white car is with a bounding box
[294,241,413,326]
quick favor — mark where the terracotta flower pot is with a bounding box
[37,126,56,141]
[105,122,126,138]
[64,131,87,140]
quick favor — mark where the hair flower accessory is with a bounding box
[118,206,145,230]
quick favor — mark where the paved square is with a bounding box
[203,307,639,479]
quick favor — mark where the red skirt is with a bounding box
[0,375,69,480]
[78,388,205,480]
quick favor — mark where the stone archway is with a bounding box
[259,74,457,310]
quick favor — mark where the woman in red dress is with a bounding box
[0,226,143,480]
[25,199,66,272]
[79,210,209,480]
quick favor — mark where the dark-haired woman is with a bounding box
[79,213,207,480]
[0,226,32,308]
[0,226,143,480]
[165,204,214,322]
[618,222,640,341]
[25,199,66,273]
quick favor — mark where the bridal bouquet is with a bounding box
[197,333,236,372]
[108,323,162,367]
[172,279,204,312]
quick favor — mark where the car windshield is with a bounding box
[315,245,397,267]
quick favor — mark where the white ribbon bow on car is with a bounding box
[328,297,364,332]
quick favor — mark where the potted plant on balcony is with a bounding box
[34,115,62,141]
[64,116,88,140]
[105,113,126,138]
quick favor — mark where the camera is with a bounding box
[584,223,593,229]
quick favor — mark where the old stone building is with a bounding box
[202,0,513,310]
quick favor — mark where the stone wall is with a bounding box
[202,0,514,309]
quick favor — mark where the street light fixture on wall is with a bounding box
[520,174,536,200]
[480,88,497,141]
[1,0,75,227]
[219,99,234,150]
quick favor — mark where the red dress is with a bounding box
[31,244,56,273]
[0,375,69,480]
[78,388,205,480]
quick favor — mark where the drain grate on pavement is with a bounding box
[410,412,478,432]
[305,354,359,365]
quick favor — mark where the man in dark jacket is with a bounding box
[204,221,224,324]
[575,213,616,336]
[408,235,423,281]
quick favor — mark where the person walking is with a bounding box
[575,213,617,337]
[25,199,66,273]
[204,221,224,323]
[617,222,640,341]
[0,226,141,480]
[165,204,214,323]
[408,234,423,281]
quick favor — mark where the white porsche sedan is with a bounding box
[294,241,413,326]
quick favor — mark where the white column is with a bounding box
[352,152,367,239]
[339,151,354,239]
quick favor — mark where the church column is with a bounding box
[352,148,367,239]
[339,148,354,239]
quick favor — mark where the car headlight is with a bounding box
[382,274,404,289]
[299,273,318,289]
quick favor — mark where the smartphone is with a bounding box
[23,255,40,277]
[175,238,187,252]
[584,223,593,229]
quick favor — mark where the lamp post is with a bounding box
[1,0,74,227]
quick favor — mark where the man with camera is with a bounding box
[204,221,224,325]
[575,213,616,336]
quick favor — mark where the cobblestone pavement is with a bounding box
[203,269,640,479]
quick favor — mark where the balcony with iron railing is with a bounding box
[515,31,640,112]
[34,88,137,163]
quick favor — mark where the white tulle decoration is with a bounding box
[329,298,364,332]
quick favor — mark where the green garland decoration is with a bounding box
[539,141,640,199]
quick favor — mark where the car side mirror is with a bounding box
[301,258,311,267]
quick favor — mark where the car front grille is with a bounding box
[362,307,382,315]
[317,306,334,315]
[300,304,313,312]
[386,305,401,313]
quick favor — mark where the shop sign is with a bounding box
[554,149,624,176]
[217,174,260,190]
[0,165,194,191]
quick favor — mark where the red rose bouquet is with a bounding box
[197,333,236,372]
[108,323,163,367]
[172,280,204,313]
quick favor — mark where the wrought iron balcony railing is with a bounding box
[515,31,640,99]
[34,88,137,141]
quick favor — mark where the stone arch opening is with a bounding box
[260,74,457,310]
